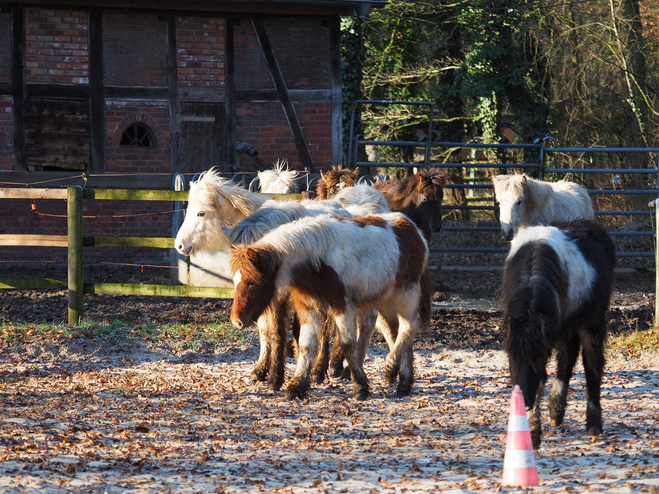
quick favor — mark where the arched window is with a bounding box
[120,123,155,147]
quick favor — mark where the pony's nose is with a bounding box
[502,230,514,241]
[232,318,244,329]
[176,242,191,256]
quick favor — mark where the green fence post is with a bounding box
[68,185,84,325]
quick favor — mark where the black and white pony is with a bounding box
[501,219,615,449]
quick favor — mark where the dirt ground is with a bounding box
[0,264,658,492]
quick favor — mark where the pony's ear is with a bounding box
[353,167,360,176]
[320,170,325,179]
[521,175,528,185]
[432,173,447,187]
[416,174,425,186]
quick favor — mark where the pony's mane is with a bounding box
[258,160,298,193]
[226,201,308,245]
[378,168,447,205]
[191,167,268,216]
[230,244,282,284]
[316,165,359,199]
[494,174,553,210]
[333,185,390,215]
[252,215,342,272]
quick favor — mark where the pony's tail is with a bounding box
[417,265,433,334]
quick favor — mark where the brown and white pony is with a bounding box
[327,167,446,379]
[230,213,429,400]
[315,165,360,200]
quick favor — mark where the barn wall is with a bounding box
[106,100,171,173]
[0,7,341,270]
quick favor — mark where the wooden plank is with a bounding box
[82,189,189,201]
[0,188,68,199]
[84,282,234,299]
[12,7,25,171]
[88,8,106,173]
[0,278,67,289]
[85,237,174,248]
[0,234,68,247]
[178,87,226,104]
[105,86,170,100]
[251,19,316,172]
[0,172,178,189]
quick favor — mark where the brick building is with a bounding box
[0,0,384,268]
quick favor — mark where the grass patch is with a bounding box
[0,319,256,346]
[608,328,659,359]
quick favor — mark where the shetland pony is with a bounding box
[501,219,615,449]
[258,160,299,194]
[174,167,270,255]
[492,174,595,241]
[230,213,429,400]
[372,168,447,242]
[316,165,360,200]
[332,184,390,217]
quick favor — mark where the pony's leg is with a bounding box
[286,313,300,359]
[328,339,345,379]
[285,308,322,401]
[334,308,370,400]
[250,311,272,383]
[509,356,548,450]
[376,308,400,385]
[580,319,607,436]
[384,289,421,397]
[329,310,377,380]
[266,298,289,392]
[311,313,333,384]
[548,331,580,427]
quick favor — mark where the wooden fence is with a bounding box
[0,186,300,325]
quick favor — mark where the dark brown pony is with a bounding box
[328,168,446,379]
[316,165,360,200]
[372,168,447,242]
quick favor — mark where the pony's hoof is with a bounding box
[354,387,370,401]
[587,425,602,436]
[284,384,307,401]
[267,377,283,392]
[550,416,564,427]
[250,368,268,382]
[384,363,399,385]
[341,367,352,381]
[311,371,326,385]
[396,380,412,397]
[330,366,344,378]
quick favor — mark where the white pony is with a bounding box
[258,160,299,194]
[492,174,595,241]
[175,168,270,255]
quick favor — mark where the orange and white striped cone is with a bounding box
[502,385,539,486]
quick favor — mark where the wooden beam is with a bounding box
[251,19,316,172]
[0,278,67,289]
[225,15,237,172]
[25,84,90,99]
[236,89,331,103]
[0,188,68,199]
[11,7,25,171]
[82,189,188,201]
[0,82,11,96]
[329,16,343,167]
[84,282,234,298]
[84,237,175,248]
[88,9,106,173]
[0,172,180,189]
[104,86,170,100]
[0,234,68,247]
[166,14,179,173]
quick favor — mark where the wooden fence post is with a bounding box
[68,185,84,325]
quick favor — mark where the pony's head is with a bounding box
[175,168,267,256]
[229,245,281,329]
[316,165,360,199]
[392,168,446,241]
[493,174,527,241]
[258,159,299,193]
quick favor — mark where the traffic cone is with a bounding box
[502,385,539,486]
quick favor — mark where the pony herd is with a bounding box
[175,166,616,450]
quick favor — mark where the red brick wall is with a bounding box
[0,13,10,82]
[106,101,171,173]
[176,16,225,88]
[25,9,89,85]
[103,13,167,87]
[234,20,274,91]
[0,97,11,170]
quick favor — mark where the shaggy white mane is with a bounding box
[258,160,299,194]
[332,185,390,216]
[191,167,269,217]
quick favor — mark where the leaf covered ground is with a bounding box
[0,265,657,493]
